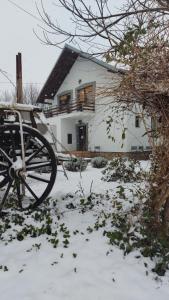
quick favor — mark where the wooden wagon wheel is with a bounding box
[0,148,11,189]
[0,124,57,211]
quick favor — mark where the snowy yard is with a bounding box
[0,161,169,300]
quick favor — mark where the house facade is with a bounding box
[37,44,151,157]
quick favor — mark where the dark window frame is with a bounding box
[135,115,140,128]
[151,117,157,131]
[76,82,96,104]
[57,90,73,108]
[67,133,72,144]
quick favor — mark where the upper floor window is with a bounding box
[77,84,94,104]
[58,92,71,107]
[135,115,140,128]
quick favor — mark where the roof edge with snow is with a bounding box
[37,44,125,103]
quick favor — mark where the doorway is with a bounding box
[76,123,88,151]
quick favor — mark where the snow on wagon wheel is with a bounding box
[0,124,57,211]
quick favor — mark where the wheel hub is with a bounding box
[9,157,26,179]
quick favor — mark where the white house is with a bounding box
[37,44,151,157]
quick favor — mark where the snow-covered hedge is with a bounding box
[101,157,144,182]
[91,156,108,168]
[63,158,88,172]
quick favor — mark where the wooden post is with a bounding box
[16,52,23,103]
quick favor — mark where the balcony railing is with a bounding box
[44,101,95,118]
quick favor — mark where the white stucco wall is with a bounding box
[53,56,114,104]
[61,118,77,151]
[125,109,151,151]
[48,57,150,152]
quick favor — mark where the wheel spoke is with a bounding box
[15,180,24,209]
[0,148,12,164]
[0,162,9,168]
[24,135,31,152]
[26,161,51,171]
[0,170,7,176]
[0,180,13,211]
[20,176,39,201]
[27,173,50,183]
[26,145,45,164]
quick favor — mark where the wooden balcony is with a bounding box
[44,101,95,118]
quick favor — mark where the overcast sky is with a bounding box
[0,0,124,95]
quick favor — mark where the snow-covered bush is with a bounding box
[101,157,144,182]
[63,158,88,172]
[91,156,108,168]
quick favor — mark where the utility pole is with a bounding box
[16,52,23,103]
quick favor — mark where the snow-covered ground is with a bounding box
[0,161,169,300]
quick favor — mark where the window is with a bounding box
[58,93,71,107]
[135,116,140,128]
[151,117,157,131]
[67,134,72,144]
[131,146,137,151]
[77,85,94,104]
[151,117,158,138]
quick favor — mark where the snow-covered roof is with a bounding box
[0,102,40,112]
